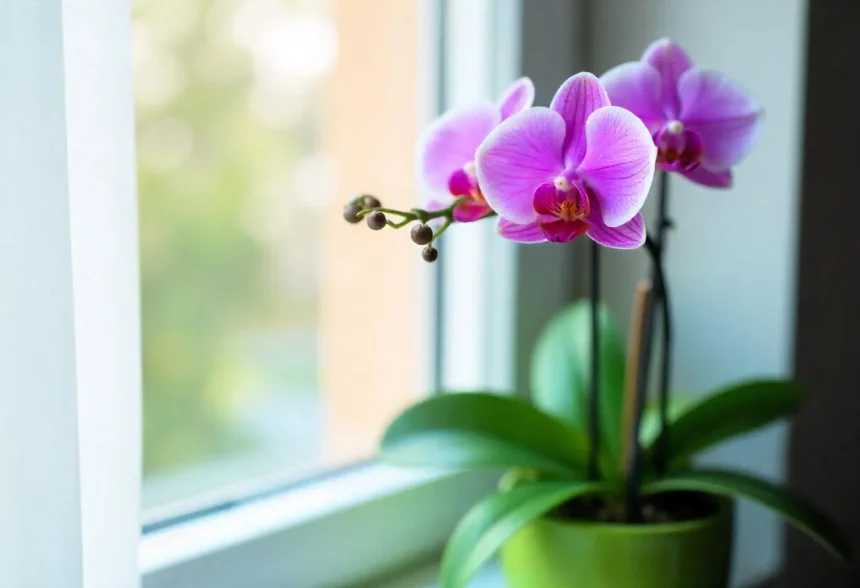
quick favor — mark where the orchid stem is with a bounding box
[387,218,412,229]
[357,206,413,219]
[356,198,469,226]
[588,240,601,480]
[651,172,673,477]
[623,173,673,519]
[433,217,454,241]
[642,234,672,473]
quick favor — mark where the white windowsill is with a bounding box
[381,562,504,588]
[141,462,496,588]
[141,463,448,574]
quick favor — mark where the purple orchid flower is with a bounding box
[601,38,762,188]
[418,77,535,222]
[474,73,656,249]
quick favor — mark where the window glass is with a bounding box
[135,0,429,512]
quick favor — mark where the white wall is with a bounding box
[0,3,85,587]
[0,2,141,587]
[590,0,808,584]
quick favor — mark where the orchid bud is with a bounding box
[410,224,433,245]
[367,211,386,230]
[422,245,438,263]
[363,195,381,209]
[343,203,362,224]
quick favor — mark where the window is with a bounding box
[1,1,807,587]
[135,0,434,516]
[136,0,564,588]
[2,0,573,585]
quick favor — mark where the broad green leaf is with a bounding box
[497,467,580,492]
[639,395,695,447]
[441,480,617,588]
[497,467,540,492]
[380,393,589,475]
[648,379,804,469]
[530,301,626,470]
[644,469,850,563]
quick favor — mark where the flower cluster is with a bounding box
[342,39,761,260]
[602,38,761,187]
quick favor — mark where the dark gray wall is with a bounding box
[778,1,860,585]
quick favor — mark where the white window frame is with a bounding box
[0,1,577,587]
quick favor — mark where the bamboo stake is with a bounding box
[622,281,654,517]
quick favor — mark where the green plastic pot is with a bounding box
[501,495,734,588]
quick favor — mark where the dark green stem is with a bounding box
[387,218,413,229]
[356,197,469,224]
[433,217,454,241]
[624,234,669,520]
[588,241,601,480]
[652,172,673,476]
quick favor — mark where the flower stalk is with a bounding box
[343,194,494,261]
[652,172,674,476]
[588,241,601,480]
[623,233,671,520]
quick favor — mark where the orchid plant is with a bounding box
[341,39,849,588]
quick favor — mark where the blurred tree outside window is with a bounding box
[136,0,427,511]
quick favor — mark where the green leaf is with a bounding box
[639,395,696,446]
[644,469,850,563]
[380,393,589,475]
[530,301,626,470]
[441,480,616,588]
[649,379,804,469]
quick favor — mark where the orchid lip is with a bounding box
[655,124,704,173]
[532,179,593,227]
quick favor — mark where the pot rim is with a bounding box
[538,492,734,536]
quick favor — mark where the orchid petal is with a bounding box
[497,218,547,243]
[642,38,694,119]
[587,212,646,249]
[601,62,665,133]
[532,182,563,216]
[683,166,733,188]
[498,77,536,120]
[539,219,589,244]
[453,200,493,222]
[476,107,566,224]
[576,106,657,227]
[550,72,610,168]
[448,168,475,196]
[678,68,761,170]
[418,103,501,193]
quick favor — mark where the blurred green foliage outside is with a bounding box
[135,0,333,507]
